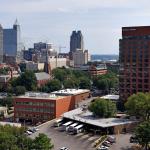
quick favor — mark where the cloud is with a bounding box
[0,0,148,13]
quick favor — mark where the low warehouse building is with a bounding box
[14,89,90,124]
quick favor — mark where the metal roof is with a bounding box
[35,72,51,81]
[62,108,137,128]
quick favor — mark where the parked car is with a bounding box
[107,136,116,143]
[26,130,32,135]
[60,147,70,150]
[102,141,110,147]
[97,145,109,150]
[130,136,138,143]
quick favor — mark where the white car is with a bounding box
[97,145,109,150]
[60,147,70,150]
[26,130,33,135]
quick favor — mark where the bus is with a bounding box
[67,123,79,132]
[73,124,84,134]
[61,121,73,131]
[53,118,63,127]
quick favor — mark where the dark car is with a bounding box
[130,136,138,143]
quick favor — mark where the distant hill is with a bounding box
[91,54,119,61]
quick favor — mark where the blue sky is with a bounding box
[0,0,150,54]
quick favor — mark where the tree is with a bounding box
[93,72,118,93]
[79,77,91,89]
[63,78,79,89]
[52,68,67,82]
[0,132,18,150]
[15,86,26,96]
[88,98,117,118]
[46,79,61,92]
[19,71,37,91]
[32,133,53,150]
[0,125,54,150]
[125,92,150,121]
[135,121,150,150]
[0,96,14,108]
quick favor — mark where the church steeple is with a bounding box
[44,50,52,75]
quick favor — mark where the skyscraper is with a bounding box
[119,26,150,101]
[0,24,3,63]
[70,30,84,59]
[3,19,21,59]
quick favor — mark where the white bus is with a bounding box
[61,121,73,131]
[67,123,78,132]
[73,124,84,134]
[53,118,63,127]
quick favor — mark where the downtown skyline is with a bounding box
[1,0,150,54]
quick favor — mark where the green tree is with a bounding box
[15,86,26,96]
[32,133,53,150]
[52,68,67,82]
[125,92,150,121]
[0,96,14,108]
[79,77,91,89]
[135,121,150,150]
[93,72,118,93]
[0,132,18,150]
[88,98,117,118]
[46,79,61,92]
[10,77,20,87]
[0,67,9,75]
[63,78,79,89]
[19,71,37,91]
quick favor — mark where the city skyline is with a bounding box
[1,0,150,54]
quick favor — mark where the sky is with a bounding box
[0,0,150,54]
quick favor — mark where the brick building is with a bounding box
[35,72,51,87]
[14,89,90,124]
[119,26,150,101]
[89,64,107,76]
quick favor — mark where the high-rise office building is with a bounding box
[70,30,84,59]
[0,24,3,63]
[119,26,150,101]
[3,19,21,59]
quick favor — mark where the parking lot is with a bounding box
[30,120,99,150]
[29,119,134,150]
[110,133,134,150]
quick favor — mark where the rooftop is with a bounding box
[0,107,7,111]
[0,121,21,127]
[62,108,137,128]
[17,92,64,100]
[35,72,51,81]
[100,95,119,100]
[52,89,90,96]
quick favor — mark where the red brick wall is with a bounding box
[14,97,56,123]
[55,96,72,118]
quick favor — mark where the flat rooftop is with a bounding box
[100,95,119,100]
[0,121,21,127]
[16,92,65,100]
[62,108,136,128]
[52,89,90,96]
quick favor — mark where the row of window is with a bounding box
[15,113,53,119]
[15,101,55,107]
[15,107,54,113]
